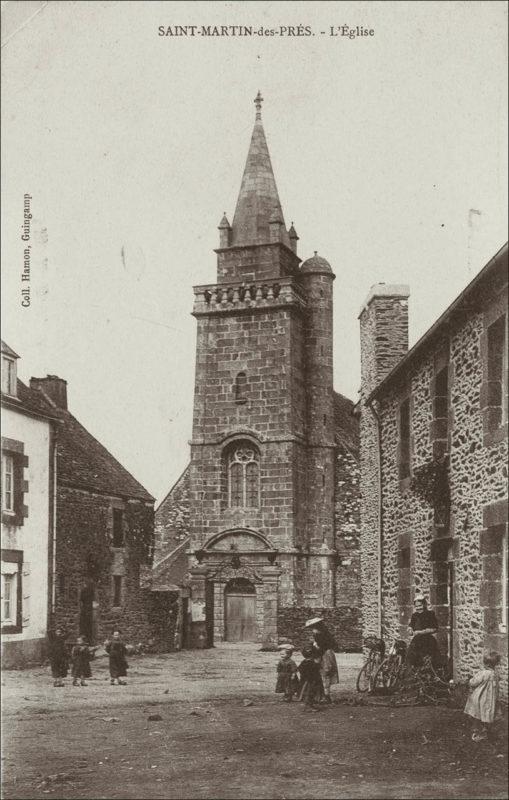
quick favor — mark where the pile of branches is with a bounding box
[379,661,468,708]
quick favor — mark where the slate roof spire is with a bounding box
[231,92,290,248]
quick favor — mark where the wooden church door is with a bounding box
[224,578,256,642]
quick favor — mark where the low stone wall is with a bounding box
[277,606,362,652]
[1,636,47,669]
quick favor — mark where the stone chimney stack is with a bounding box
[358,283,409,638]
[30,375,68,410]
[359,284,410,399]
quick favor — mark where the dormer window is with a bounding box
[1,356,17,397]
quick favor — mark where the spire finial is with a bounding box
[254,90,263,120]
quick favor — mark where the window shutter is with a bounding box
[22,562,30,626]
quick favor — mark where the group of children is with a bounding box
[48,628,129,687]
[275,643,328,711]
[277,642,503,736]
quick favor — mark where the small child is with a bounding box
[464,650,501,741]
[48,627,69,687]
[105,630,129,686]
[275,644,298,702]
[71,636,94,686]
[298,646,324,712]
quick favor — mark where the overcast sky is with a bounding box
[2,0,507,503]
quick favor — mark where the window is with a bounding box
[227,443,260,508]
[398,398,411,480]
[112,509,124,547]
[1,356,17,397]
[1,440,28,526]
[112,575,123,607]
[234,372,247,404]
[2,573,15,622]
[2,454,14,513]
[1,550,22,632]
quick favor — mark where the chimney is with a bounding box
[359,284,410,398]
[30,375,68,410]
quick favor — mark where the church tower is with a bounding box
[186,93,339,647]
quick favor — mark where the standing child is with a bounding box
[298,646,324,712]
[275,644,298,702]
[105,630,129,686]
[71,636,94,686]
[464,650,501,741]
[48,627,69,687]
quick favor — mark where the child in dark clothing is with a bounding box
[48,628,69,687]
[275,644,298,702]
[105,630,129,685]
[71,636,95,686]
[298,646,324,712]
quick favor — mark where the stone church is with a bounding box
[153,94,361,650]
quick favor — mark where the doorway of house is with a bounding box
[224,578,256,642]
[79,585,95,645]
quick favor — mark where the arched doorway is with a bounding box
[224,578,256,642]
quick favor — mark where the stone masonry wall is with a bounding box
[334,443,361,608]
[154,466,190,564]
[277,606,361,652]
[359,289,409,640]
[53,487,172,650]
[364,289,507,693]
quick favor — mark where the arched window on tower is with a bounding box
[234,372,247,404]
[226,442,260,508]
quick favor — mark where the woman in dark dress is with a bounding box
[298,646,324,711]
[71,636,94,686]
[406,596,439,667]
[105,630,129,685]
[305,617,339,704]
[48,628,70,687]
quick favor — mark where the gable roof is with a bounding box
[2,378,61,422]
[368,241,508,402]
[333,391,359,456]
[1,340,19,359]
[50,407,154,502]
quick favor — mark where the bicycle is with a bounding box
[356,636,386,693]
[372,637,407,692]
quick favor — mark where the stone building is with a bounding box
[26,375,172,649]
[154,94,361,650]
[1,343,58,667]
[359,242,508,691]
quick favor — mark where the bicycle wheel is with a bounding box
[356,659,373,693]
[373,655,402,692]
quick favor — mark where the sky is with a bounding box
[1,0,507,504]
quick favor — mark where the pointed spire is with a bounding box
[254,90,263,120]
[231,93,290,248]
[288,222,299,254]
[218,213,232,247]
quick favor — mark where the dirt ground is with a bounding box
[1,644,507,800]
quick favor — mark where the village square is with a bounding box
[1,0,508,795]
[2,82,508,798]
